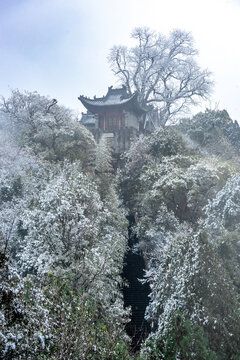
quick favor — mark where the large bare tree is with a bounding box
[108,28,212,126]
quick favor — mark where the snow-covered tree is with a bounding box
[109,28,212,125]
[177,109,240,159]
[0,90,95,166]
[0,126,52,258]
[17,161,128,315]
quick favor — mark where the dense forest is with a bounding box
[1,90,240,359]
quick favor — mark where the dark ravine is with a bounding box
[122,215,151,352]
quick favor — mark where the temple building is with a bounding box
[78,86,146,154]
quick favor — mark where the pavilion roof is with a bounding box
[78,86,146,115]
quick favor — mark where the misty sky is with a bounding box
[1,0,240,120]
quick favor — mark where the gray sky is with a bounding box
[1,0,240,120]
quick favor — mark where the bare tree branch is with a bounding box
[108,28,213,126]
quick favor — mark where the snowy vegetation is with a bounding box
[0,91,130,359]
[1,89,240,359]
[119,113,240,359]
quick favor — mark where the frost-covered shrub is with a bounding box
[0,129,52,257]
[120,128,186,210]
[205,175,240,232]
[0,253,51,360]
[0,254,131,360]
[177,109,240,158]
[142,313,217,360]
[137,205,178,274]
[147,127,187,159]
[119,135,153,210]
[141,230,240,359]
[95,135,115,200]
[203,175,240,290]
[14,162,129,336]
[40,273,131,360]
[19,165,103,276]
[136,156,231,228]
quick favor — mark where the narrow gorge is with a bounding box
[122,215,151,351]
